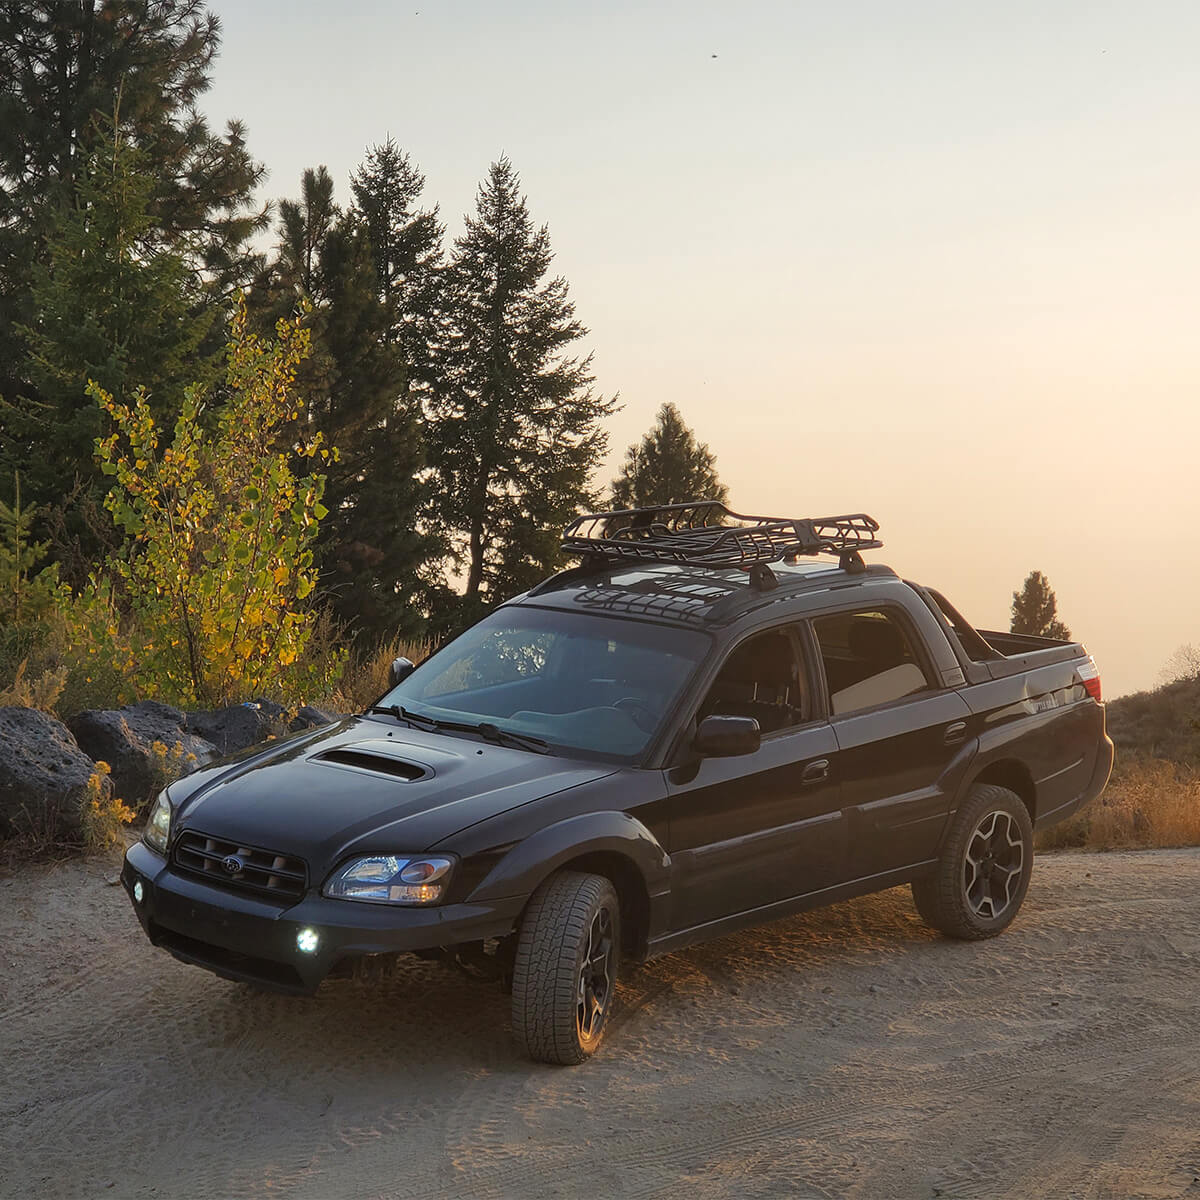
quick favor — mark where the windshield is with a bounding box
[374,607,710,761]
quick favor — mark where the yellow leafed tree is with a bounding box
[69,296,344,707]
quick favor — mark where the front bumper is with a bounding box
[122,841,525,994]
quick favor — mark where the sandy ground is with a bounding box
[2,848,1200,1200]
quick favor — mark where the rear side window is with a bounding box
[812,609,930,715]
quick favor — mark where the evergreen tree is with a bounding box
[611,402,728,510]
[1011,570,1071,639]
[266,166,434,643]
[428,158,616,624]
[0,0,266,501]
[350,138,444,396]
[13,126,220,500]
[0,473,63,680]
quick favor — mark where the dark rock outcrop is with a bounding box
[186,702,281,756]
[289,705,346,732]
[68,701,217,808]
[0,707,104,837]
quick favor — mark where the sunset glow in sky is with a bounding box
[204,0,1200,697]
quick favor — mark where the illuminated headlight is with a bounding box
[144,791,172,854]
[296,928,320,954]
[323,856,454,905]
[132,880,144,904]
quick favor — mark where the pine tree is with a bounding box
[350,138,444,396]
[428,158,616,625]
[265,166,434,643]
[1011,570,1071,639]
[0,1,266,501]
[15,126,220,492]
[611,402,728,510]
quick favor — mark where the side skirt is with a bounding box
[644,861,937,960]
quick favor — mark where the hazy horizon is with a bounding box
[201,0,1200,699]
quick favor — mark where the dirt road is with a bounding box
[3,848,1199,1200]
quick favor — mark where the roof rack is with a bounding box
[560,500,882,590]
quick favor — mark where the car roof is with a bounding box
[511,558,901,630]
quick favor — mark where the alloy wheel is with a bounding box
[577,906,614,1042]
[963,809,1025,919]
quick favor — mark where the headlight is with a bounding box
[323,855,454,905]
[144,791,172,854]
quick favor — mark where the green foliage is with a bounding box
[350,137,444,393]
[1010,570,1070,640]
[0,473,65,683]
[611,402,728,511]
[68,295,344,708]
[428,157,616,623]
[262,164,437,645]
[0,2,266,487]
[6,122,221,545]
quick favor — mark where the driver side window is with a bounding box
[698,628,809,736]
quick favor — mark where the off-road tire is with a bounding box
[511,870,620,1065]
[912,783,1034,940]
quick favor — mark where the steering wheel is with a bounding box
[611,696,658,732]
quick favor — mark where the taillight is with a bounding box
[1077,657,1102,702]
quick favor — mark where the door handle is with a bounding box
[801,758,830,784]
[944,721,967,746]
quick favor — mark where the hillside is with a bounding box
[1106,675,1200,765]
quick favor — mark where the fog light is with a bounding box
[132,880,144,904]
[296,927,319,954]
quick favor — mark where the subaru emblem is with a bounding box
[221,855,244,875]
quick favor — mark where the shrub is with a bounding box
[68,296,345,709]
[79,761,136,851]
[0,474,66,688]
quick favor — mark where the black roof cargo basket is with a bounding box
[559,500,882,590]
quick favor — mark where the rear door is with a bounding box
[810,606,973,880]
[666,624,845,928]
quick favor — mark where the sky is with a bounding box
[202,0,1200,699]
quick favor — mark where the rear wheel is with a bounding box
[912,784,1033,940]
[511,870,620,1065]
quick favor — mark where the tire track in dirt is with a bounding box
[4,849,1200,1199]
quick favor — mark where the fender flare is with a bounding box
[468,810,671,915]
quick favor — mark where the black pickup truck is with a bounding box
[122,503,1113,1063]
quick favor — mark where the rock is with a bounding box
[68,703,216,809]
[0,707,103,838]
[186,702,278,756]
[289,705,345,733]
[249,697,288,723]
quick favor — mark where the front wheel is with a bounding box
[912,784,1034,940]
[511,870,620,1065]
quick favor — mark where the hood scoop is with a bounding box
[313,746,430,782]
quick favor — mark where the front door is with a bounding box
[666,625,845,929]
[811,606,973,880]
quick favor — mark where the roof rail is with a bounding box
[560,500,882,590]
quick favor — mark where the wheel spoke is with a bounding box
[962,808,1026,920]
[576,906,614,1042]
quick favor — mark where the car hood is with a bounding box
[170,715,616,869]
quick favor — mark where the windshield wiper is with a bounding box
[368,706,549,754]
[472,723,550,754]
[369,703,431,728]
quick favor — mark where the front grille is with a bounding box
[173,831,307,903]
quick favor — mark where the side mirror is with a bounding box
[694,715,761,757]
[388,657,416,688]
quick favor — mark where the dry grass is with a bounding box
[322,635,429,714]
[1037,757,1200,852]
